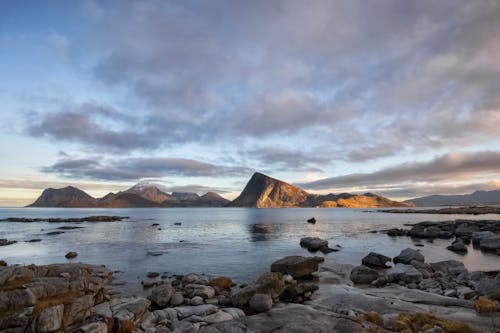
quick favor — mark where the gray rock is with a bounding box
[170,292,184,306]
[480,236,500,252]
[148,284,175,307]
[474,277,500,300]
[36,304,64,333]
[255,272,285,298]
[205,298,219,305]
[472,231,497,245]
[74,321,108,333]
[182,273,202,284]
[424,326,445,333]
[174,304,218,319]
[185,284,216,299]
[361,252,391,268]
[65,251,78,259]
[350,265,379,284]
[63,294,94,326]
[221,307,246,319]
[386,264,423,284]
[430,260,467,276]
[198,310,234,324]
[270,256,322,278]
[249,293,273,312]
[190,296,204,305]
[230,285,257,308]
[446,238,467,253]
[393,248,424,264]
[300,237,328,251]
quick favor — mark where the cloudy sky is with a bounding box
[1,0,500,206]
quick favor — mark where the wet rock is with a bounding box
[393,248,424,264]
[147,251,163,256]
[148,284,175,308]
[36,304,64,333]
[174,304,218,319]
[147,272,160,278]
[249,293,273,312]
[0,260,6,266]
[231,285,257,308]
[300,237,328,251]
[386,264,423,284]
[361,252,391,268]
[65,251,78,259]
[46,231,65,236]
[446,238,467,253]
[27,239,42,242]
[472,231,497,245]
[350,265,379,284]
[307,217,316,224]
[480,236,500,252]
[0,239,17,246]
[387,228,408,236]
[270,256,322,278]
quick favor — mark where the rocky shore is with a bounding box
[2,248,500,333]
[380,206,500,215]
[0,216,129,223]
[385,219,500,255]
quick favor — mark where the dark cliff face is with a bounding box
[406,190,500,207]
[28,186,97,207]
[228,172,309,208]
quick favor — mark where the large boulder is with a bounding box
[255,272,285,299]
[299,237,328,252]
[429,260,467,276]
[350,265,379,284]
[185,284,216,299]
[480,237,500,252]
[249,293,273,312]
[393,248,424,264]
[472,231,497,245]
[270,256,322,278]
[36,305,64,333]
[148,284,175,308]
[361,252,391,268]
[385,264,423,284]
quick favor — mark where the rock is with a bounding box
[299,237,328,251]
[205,297,219,305]
[110,297,150,328]
[209,276,232,291]
[270,256,322,278]
[190,296,204,305]
[221,307,246,319]
[74,321,108,333]
[65,251,78,259]
[36,304,64,333]
[472,231,497,245]
[64,295,94,326]
[183,273,202,284]
[386,264,423,284]
[185,284,216,299]
[371,277,388,287]
[174,304,218,319]
[198,310,234,324]
[230,285,257,308]
[170,292,184,306]
[146,272,159,278]
[283,274,294,284]
[393,248,424,264]
[387,228,408,237]
[307,217,316,224]
[446,238,467,253]
[0,260,6,266]
[279,282,319,301]
[444,289,458,298]
[480,236,500,252]
[361,252,391,268]
[249,293,273,312]
[147,251,163,256]
[148,284,175,308]
[423,326,446,333]
[0,265,34,285]
[0,239,17,246]
[430,260,467,276]
[350,265,379,284]
[256,272,285,298]
[473,298,498,313]
[474,277,500,300]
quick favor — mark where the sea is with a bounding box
[1,207,499,293]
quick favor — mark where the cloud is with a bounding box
[299,151,500,190]
[15,0,500,162]
[245,146,329,171]
[42,156,253,181]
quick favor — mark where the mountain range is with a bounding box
[28,172,410,208]
[405,190,500,207]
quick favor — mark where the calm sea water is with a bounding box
[1,207,499,292]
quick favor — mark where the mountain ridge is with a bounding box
[28,172,410,208]
[405,189,500,207]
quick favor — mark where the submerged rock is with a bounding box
[446,239,468,253]
[361,252,391,268]
[393,248,424,264]
[300,237,328,252]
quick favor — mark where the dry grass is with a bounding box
[474,298,498,313]
[0,276,33,291]
[362,311,384,327]
[393,313,479,333]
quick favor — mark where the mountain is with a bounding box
[124,183,177,203]
[406,190,500,207]
[228,172,409,208]
[28,183,230,208]
[228,172,309,208]
[28,186,97,207]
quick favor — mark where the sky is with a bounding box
[1,0,500,206]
